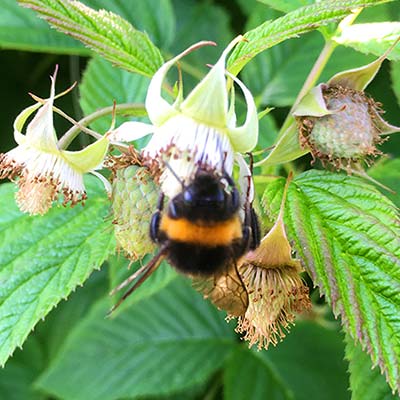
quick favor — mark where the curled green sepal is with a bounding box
[63,135,109,174]
[329,37,400,91]
[293,84,344,118]
[255,121,309,167]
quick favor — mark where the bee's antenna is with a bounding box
[163,159,185,189]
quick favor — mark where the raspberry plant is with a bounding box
[0,1,399,399]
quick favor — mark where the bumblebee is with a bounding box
[109,167,260,314]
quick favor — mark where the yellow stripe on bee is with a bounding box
[160,215,242,246]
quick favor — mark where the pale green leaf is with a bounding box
[0,177,116,367]
[228,0,394,75]
[36,277,235,400]
[333,22,400,61]
[346,335,397,400]
[80,57,149,134]
[36,268,108,360]
[169,0,233,90]
[19,0,163,77]
[80,0,176,49]
[0,0,87,54]
[257,0,313,13]
[224,322,349,400]
[263,170,400,394]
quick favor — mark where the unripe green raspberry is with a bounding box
[111,165,159,260]
[298,86,382,167]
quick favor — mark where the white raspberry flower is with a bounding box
[0,69,109,215]
[110,36,258,198]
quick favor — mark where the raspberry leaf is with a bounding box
[263,170,400,394]
[35,277,234,400]
[0,177,115,367]
[345,335,398,399]
[18,0,164,77]
[228,0,395,75]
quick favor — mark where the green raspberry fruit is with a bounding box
[299,86,382,167]
[111,165,159,260]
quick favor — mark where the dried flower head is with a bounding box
[0,68,109,215]
[236,175,311,349]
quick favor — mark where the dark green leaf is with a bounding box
[0,335,45,400]
[224,321,349,400]
[369,158,400,207]
[0,0,88,54]
[170,0,233,90]
[0,177,115,366]
[224,347,290,400]
[391,62,400,105]
[80,57,149,134]
[263,170,400,394]
[36,277,235,400]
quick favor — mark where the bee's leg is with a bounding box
[243,152,260,250]
[150,192,165,242]
[241,204,261,254]
[249,206,260,250]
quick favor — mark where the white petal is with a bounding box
[143,114,235,198]
[235,152,254,204]
[108,121,154,143]
[24,72,59,152]
[226,71,258,152]
[146,41,215,127]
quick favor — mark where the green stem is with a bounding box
[279,8,362,137]
[294,40,336,108]
[279,39,337,136]
[57,103,146,149]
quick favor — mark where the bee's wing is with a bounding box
[192,263,248,317]
[108,245,168,316]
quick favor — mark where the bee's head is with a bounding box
[169,169,239,221]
